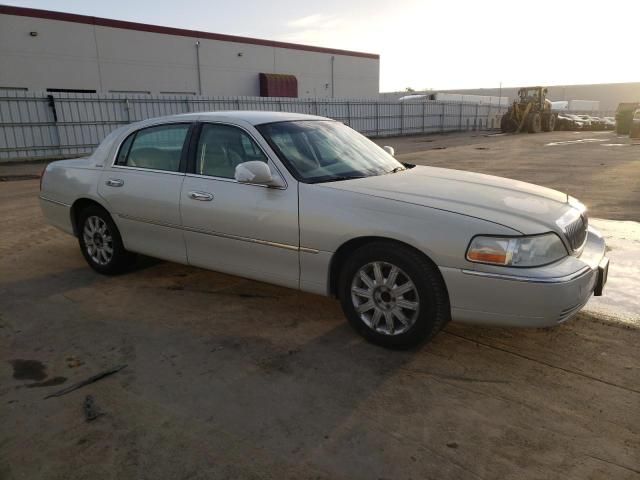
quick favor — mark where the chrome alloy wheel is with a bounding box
[83,215,114,266]
[350,261,420,336]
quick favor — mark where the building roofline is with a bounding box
[0,5,380,60]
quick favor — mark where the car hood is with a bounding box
[322,165,577,235]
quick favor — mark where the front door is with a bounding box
[180,122,299,289]
[98,122,192,263]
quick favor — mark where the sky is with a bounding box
[3,0,638,92]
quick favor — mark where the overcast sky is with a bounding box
[4,0,637,92]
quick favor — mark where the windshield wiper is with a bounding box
[386,166,406,174]
[312,174,367,183]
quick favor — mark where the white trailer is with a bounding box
[550,101,569,111]
[431,93,508,106]
[568,100,600,111]
[398,92,509,107]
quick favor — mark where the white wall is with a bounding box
[0,13,380,98]
[0,15,102,91]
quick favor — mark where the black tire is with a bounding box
[542,113,556,132]
[338,241,450,349]
[500,113,517,133]
[77,205,136,275]
[527,112,542,133]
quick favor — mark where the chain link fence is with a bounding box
[0,91,507,162]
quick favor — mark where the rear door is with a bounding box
[180,122,299,289]
[98,122,193,263]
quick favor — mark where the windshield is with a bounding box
[256,120,405,183]
[521,89,538,99]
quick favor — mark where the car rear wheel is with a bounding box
[78,206,136,275]
[338,242,450,349]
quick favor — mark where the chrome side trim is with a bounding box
[116,213,318,253]
[461,266,591,284]
[557,296,591,323]
[39,195,71,207]
[111,165,185,176]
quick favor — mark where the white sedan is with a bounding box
[39,111,609,348]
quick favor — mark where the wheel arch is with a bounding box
[327,236,448,299]
[69,197,111,236]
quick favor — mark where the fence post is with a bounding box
[347,101,351,126]
[376,102,379,136]
[458,103,462,131]
[475,103,479,131]
[46,94,63,157]
[124,98,131,122]
[400,102,404,135]
[422,102,426,133]
[441,103,445,133]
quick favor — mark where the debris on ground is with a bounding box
[83,395,102,422]
[44,364,127,399]
[10,359,47,381]
[66,356,85,368]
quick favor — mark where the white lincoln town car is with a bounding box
[40,112,609,348]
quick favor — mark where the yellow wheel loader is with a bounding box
[501,86,556,133]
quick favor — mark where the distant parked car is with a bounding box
[575,115,593,128]
[589,116,606,129]
[557,114,585,130]
[630,109,640,139]
[39,111,609,348]
[556,114,582,130]
[555,113,611,131]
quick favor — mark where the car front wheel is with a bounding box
[338,242,450,349]
[78,206,135,275]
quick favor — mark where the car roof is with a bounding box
[131,110,331,127]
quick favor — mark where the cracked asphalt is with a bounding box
[1,130,638,479]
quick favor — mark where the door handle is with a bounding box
[105,178,124,187]
[188,191,213,201]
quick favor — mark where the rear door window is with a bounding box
[116,124,190,172]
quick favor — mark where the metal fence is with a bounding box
[0,91,507,162]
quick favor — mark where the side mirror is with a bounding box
[235,161,284,187]
[383,145,395,157]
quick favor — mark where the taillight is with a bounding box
[39,164,47,191]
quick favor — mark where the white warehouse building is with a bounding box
[0,5,380,98]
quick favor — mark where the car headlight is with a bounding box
[466,233,567,267]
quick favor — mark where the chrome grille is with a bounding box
[564,213,588,251]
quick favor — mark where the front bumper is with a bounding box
[440,226,608,328]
